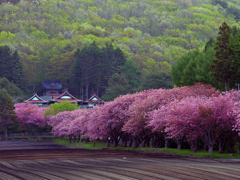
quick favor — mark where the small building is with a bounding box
[50,89,83,104]
[24,93,48,107]
[42,80,62,99]
[81,93,104,108]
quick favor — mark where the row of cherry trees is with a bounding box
[15,83,240,154]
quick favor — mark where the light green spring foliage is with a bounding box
[44,101,79,116]
[0,77,22,97]
[0,0,239,87]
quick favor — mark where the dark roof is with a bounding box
[42,80,62,90]
[40,96,53,102]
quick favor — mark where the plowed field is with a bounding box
[0,141,239,180]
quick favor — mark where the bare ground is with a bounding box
[0,141,240,180]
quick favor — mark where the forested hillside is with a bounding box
[0,0,240,99]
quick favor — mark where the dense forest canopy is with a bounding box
[0,0,240,99]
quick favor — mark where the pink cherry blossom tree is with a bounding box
[14,103,47,135]
[50,109,82,143]
[149,94,239,154]
[88,92,150,147]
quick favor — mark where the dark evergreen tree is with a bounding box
[113,47,126,73]
[171,49,199,87]
[72,43,127,100]
[0,89,16,139]
[11,50,26,91]
[0,46,26,92]
[210,22,238,91]
[212,0,228,9]
[122,59,141,92]
[204,37,215,52]
[0,45,12,80]
[102,73,131,101]
[141,70,173,90]
[227,6,240,20]
[231,25,240,37]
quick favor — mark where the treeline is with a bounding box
[212,0,240,20]
[171,22,240,91]
[0,0,240,96]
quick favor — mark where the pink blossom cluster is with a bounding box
[14,103,47,132]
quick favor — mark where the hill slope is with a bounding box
[0,0,239,89]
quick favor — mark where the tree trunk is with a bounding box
[72,136,76,143]
[113,138,118,147]
[106,139,110,148]
[97,85,99,97]
[81,85,84,101]
[129,138,133,147]
[145,138,150,147]
[77,135,80,143]
[190,139,198,153]
[84,138,89,143]
[177,139,182,150]
[227,140,234,153]
[165,139,170,148]
[133,137,139,148]
[4,127,8,140]
[203,144,208,151]
[68,135,72,143]
[142,139,146,148]
[218,139,225,153]
[225,82,228,92]
[86,81,88,100]
[208,145,213,154]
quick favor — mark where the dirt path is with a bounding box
[0,141,240,180]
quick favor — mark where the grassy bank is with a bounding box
[53,138,240,159]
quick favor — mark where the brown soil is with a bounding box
[0,141,240,180]
[0,148,185,161]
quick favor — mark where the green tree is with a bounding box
[0,46,26,91]
[102,73,131,101]
[122,59,141,91]
[141,69,174,90]
[0,77,22,97]
[210,22,238,91]
[0,89,16,139]
[171,50,199,87]
[47,49,76,88]
[44,101,79,116]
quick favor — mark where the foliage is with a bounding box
[210,21,240,91]
[0,0,239,96]
[14,103,46,134]
[0,77,22,97]
[141,70,173,90]
[0,89,16,138]
[72,42,126,100]
[44,101,79,116]
[0,45,26,91]
[102,73,131,101]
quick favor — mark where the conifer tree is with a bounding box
[210,21,238,91]
[0,89,16,139]
[0,46,26,92]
